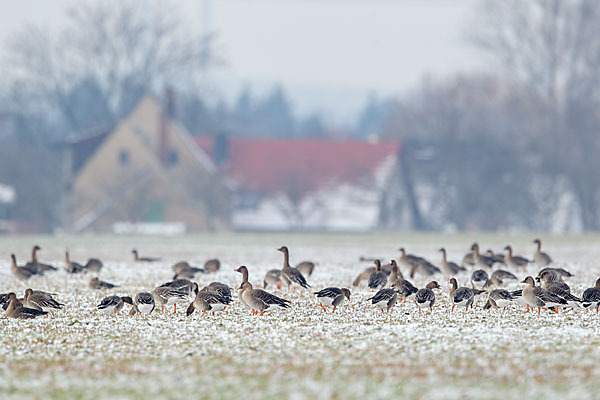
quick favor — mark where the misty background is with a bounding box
[0,0,598,233]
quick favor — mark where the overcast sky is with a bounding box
[0,0,482,125]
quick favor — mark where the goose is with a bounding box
[277,246,310,290]
[391,265,418,302]
[411,259,441,278]
[504,246,530,270]
[537,269,570,286]
[296,261,316,277]
[510,289,528,309]
[85,258,103,273]
[4,293,48,319]
[461,248,475,268]
[485,269,518,288]
[414,281,441,312]
[23,288,64,313]
[314,287,351,313]
[159,278,199,301]
[263,269,281,289]
[538,272,571,293]
[129,292,155,316]
[64,249,86,273]
[353,263,392,287]
[172,261,205,277]
[235,265,252,309]
[532,239,552,266]
[484,250,506,265]
[537,267,572,279]
[582,278,600,312]
[449,278,482,312]
[438,248,466,277]
[203,259,220,273]
[152,286,190,313]
[97,295,133,315]
[484,289,513,310]
[471,269,489,290]
[131,249,161,262]
[397,248,425,270]
[205,282,233,303]
[544,284,581,310]
[471,244,494,268]
[10,254,35,280]
[387,260,403,287]
[367,288,398,313]
[368,259,388,290]
[239,281,291,316]
[89,277,118,290]
[24,245,57,274]
[521,276,566,315]
[186,287,231,317]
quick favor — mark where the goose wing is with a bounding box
[368,271,387,289]
[453,287,473,303]
[314,287,342,298]
[367,288,396,303]
[97,296,121,310]
[415,288,434,304]
[252,288,290,308]
[283,268,310,288]
[29,293,64,310]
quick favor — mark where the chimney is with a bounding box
[159,87,175,165]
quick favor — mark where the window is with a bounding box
[119,149,130,166]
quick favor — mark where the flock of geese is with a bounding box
[2,240,600,320]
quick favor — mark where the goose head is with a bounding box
[341,288,351,300]
[426,281,441,290]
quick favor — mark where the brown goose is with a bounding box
[314,287,350,313]
[367,288,398,313]
[484,250,506,265]
[521,276,566,315]
[368,259,388,290]
[449,278,483,312]
[415,281,441,312]
[4,293,48,319]
[23,288,64,313]
[203,259,220,273]
[235,265,252,309]
[398,248,425,270]
[186,287,231,317]
[85,258,103,273]
[438,248,466,277]
[277,246,310,290]
[532,239,552,266]
[132,249,161,262]
[10,254,35,281]
[263,269,281,289]
[97,295,133,315]
[582,278,600,312]
[239,281,291,316]
[24,245,57,274]
[129,292,155,316]
[471,244,494,268]
[64,249,86,274]
[296,261,316,277]
[172,261,204,278]
[504,246,530,270]
[89,277,118,290]
[484,269,518,288]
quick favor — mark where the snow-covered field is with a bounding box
[1,233,599,399]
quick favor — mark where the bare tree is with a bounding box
[468,0,600,230]
[4,0,218,135]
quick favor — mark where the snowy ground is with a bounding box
[1,233,599,399]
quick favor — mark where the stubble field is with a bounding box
[0,233,599,399]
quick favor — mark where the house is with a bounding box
[67,94,229,232]
[196,137,403,231]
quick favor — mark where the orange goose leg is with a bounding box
[537,307,541,316]
[451,305,455,312]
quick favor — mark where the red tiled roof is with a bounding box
[195,138,401,196]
